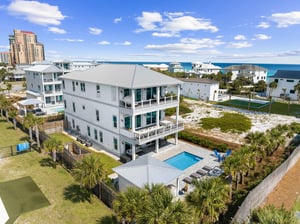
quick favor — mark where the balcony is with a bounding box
[43,78,54,83]
[132,122,184,145]
[120,95,178,110]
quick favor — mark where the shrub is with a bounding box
[200,112,251,133]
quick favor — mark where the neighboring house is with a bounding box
[24,63,64,108]
[267,70,300,101]
[113,154,182,193]
[9,68,25,81]
[61,64,183,160]
[168,62,184,73]
[179,78,220,101]
[54,60,98,73]
[223,64,267,83]
[191,62,221,77]
[143,63,169,71]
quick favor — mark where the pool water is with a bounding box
[164,151,203,170]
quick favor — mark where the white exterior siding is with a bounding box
[181,82,219,101]
[267,77,300,101]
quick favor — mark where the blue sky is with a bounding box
[1,0,300,63]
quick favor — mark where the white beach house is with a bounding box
[24,63,64,108]
[61,64,184,160]
[223,64,267,84]
[267,70,300,101]
[191,62,221,77]
[179,78,220,101]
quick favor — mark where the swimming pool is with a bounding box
[164,151,203,170]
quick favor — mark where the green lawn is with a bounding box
[218,100,300,116]
[0,117,118,223]
[49,133,122,174]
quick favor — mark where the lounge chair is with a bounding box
[202,165,213,172]
[225,149,232,157]
[213,149,220,157]
[196,169,207,176]
[183,177,192,184]
[190,173,202,179]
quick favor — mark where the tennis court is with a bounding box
[0,176,50,224]
[223,98,270,109]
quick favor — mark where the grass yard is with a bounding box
[49,133,122,174]
[0,117,118,223]
[0,118,28,147]
[218,100,300,116]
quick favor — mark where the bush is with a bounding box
[178,131,229,152]
[165,105,192,116]
[200,112,251,133]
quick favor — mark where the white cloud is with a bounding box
[114,17,122,23]
[254,34,271,40]
[48,27,66,34]
[55,38,84,42]
[145,38,224,53]
[0,45,9,50]
[135,11,218,36]
[234,35,246,40]
[97,41,110,45]
[269,11,300,28]
[7,0,66,26]
[116,41,132,46]
[227,41,252,48]
[257,22,270,29]
[136,12,162,32]
[89,27,102,35]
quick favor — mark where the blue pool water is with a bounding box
[164,151,203,170]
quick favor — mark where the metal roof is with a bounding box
[271,70,300,79]
[61,64,182,88]
[24,64,62,73]
[113,154,183,188]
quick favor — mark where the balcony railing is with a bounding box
[43,79,54,83]
[133,122,184,144]
[120,95,178,109]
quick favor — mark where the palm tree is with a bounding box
[43,138,64,167]
[23,113,35,142]
[268,81,277,113]
[6,82,12,96]
[250,205,297,224]
[222,153,242,191]
[8,107,19,129]
[72,154,106,193]
[24,113,44,148]
[1,98,11,121]
[294,82,300,102]
[113,186,147,224]
[137,183,191,224]
[33,116,44,149]
[186,178,229,223]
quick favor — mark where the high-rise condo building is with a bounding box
[9,29,45,65]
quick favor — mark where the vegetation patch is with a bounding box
[200,112,251,133]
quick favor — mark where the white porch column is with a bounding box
[155,139,159,153]
[176,178,180,196]
[156,86,160,104]
[175,85,180,145]
[132,144,136,161]
[132,115,135,132]
[131,89,135,110]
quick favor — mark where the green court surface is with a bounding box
[0,176,50,224]
[224,99,269,109]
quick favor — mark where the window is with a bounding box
[72,119,75,129]
[290,90,295,94]
[94,129,98,140]
[72,81,75,91]
[96,110,99,121]
[274,79,278,83]
[82,105,85,110]
[72,102,76,112]
[80,82,85,92]
[135,115,141,129]
[146,111,156,125]
[87,126,91,137]
[135,89,141,102]
[64,100,67,109]
[287,80,294,83]
[62,80,65,89]
[124,89,130,97]
[99,131,103,143]
[124,116,131,129]
[113,138,118,150]
[113,115,117,128]
[96,85,100,97]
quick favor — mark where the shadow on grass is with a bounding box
[39,157,54,167]
[63,184,92,203]
[6,126,14,130]
[96,215,118,224]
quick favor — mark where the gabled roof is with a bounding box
[223,64,267,71]
[113,155,183,188]
[24,64,62,73]
[61,64,182,88]
[271,70,300,79]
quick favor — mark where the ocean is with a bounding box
[100,61,300,77]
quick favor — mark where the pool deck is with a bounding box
[152,140,222,199]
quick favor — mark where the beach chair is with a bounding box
[190,173,202,179]
[196,169,207,176]
[202,165,213,172]
[225,149,232,157]
[213,149,220,157]
[183,177,192,184]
